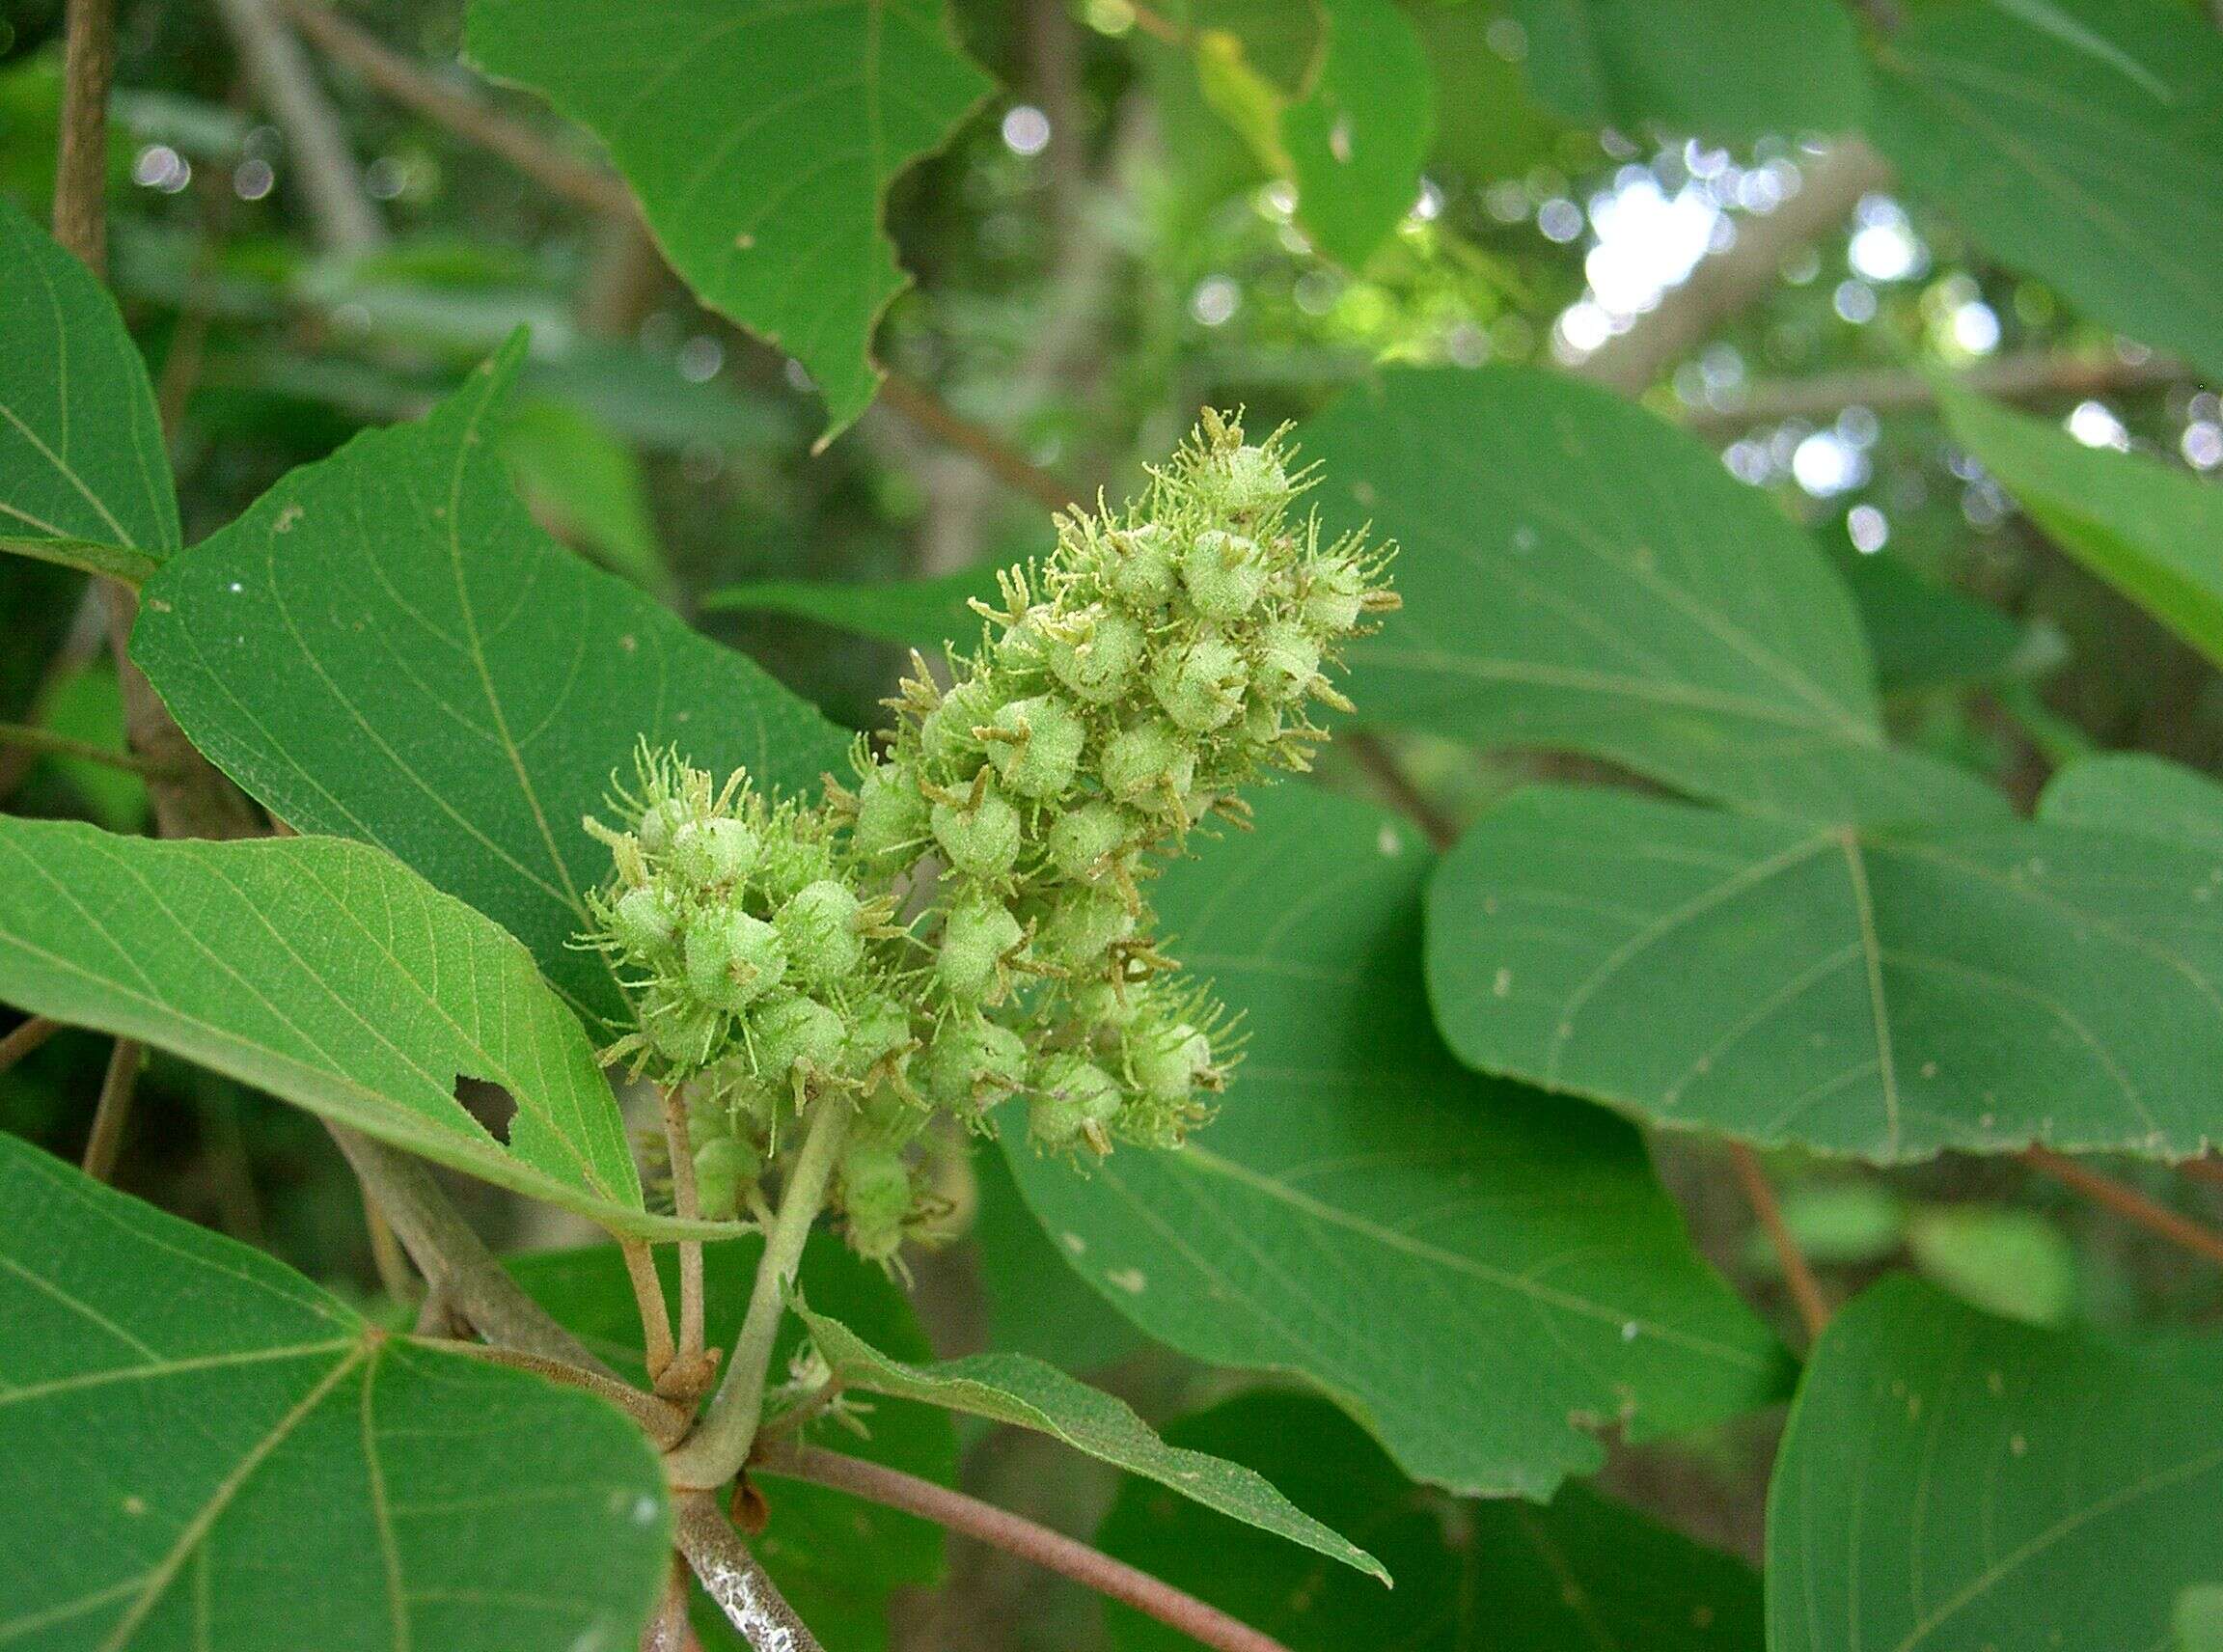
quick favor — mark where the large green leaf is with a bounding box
[2040,753,2223,854]
[702,564,1002,650]
[132,336,849,1031]
[1504,0,1864,140]
[1007,785,1784,1501]
[0,199,177,564]
[0,1132,671,1651]
[1280,0,1433,268]
[509,1243,952,1652]
[1941,389,2223,672]
[1299,366,2007,825]
[0,815,686,1234]
[465,0,993,436]
[1426,783,2223,1162]
[1837,550,2027,697]
[1768,1277,2223,1652]
[791,1303,1384,1581]
[1867,0,2223,385]
[1099,1390,1764,1652]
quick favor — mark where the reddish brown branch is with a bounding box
[875,373,1080,512]
[2023,1146,2223,1268]
[80,1037,141,1182]
[0,1016,62,1077]
[755,1444,1299,1652]
[1725,1143,1830,1343]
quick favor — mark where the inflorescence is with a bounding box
[583,411,1394,1264]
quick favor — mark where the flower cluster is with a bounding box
[584,412,1393,1263]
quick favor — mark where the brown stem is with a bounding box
[622,1234,678,1385]
[0,1016,63,1077]
[755,1445,1299,1652]
[660,1087,707,1379]
[2178,1156,2223,1194]
[362,1183,418,1305]
[327,1125,618,1375]
[0,721,170,778]
[639,1560,698,1652]
[1685,351,2186,434]
[1724,1143,1830,1343]
[2022,1146,2223,1269]
[875,372,1080,513]
[53,0,116,276]
[426,1339,692,1449]
[214,0,386,254]
[80,1036,141,1181]
[672,1492,826,1652]
[1344,731,1456,851]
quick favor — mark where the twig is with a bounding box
[279,0,636,218]
[755,1445,1298,1652]
[0,1016,62,1077]
[876,372,1079,513]
[672,1492,825,1652]
[79,1037,141,1181]
[665,1096,851,1490]
[660,1086,708,1384]
[0,721,170,778]
[1724,1143,1830,1342]
[362,1182,418,1305]
[213,0,386,254]
[426,1339,693,1449]
[621,1234,678,1386]
[327,1125,618,1375]
[2022,1146,2223,1268]
[640,1560,698,1652]
[1685,351,2188,434]
[1345,731,1457,850]
[53,0,116,276]
[2178,1157,2223,1194]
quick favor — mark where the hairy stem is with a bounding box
[1725,1143,1829,1343]
[672,1492,824,1652]
[639,1560,698,1652]
[80,1036,141,1181]
[0,1016,61,1078]
[755,1445,1296,1652]
[427,1340,692,1449]
[665,1096,850,1490]
[622,1234,678,1384]
[660,1086,707,1378]
[0,722,171,778]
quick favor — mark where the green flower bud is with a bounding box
[845,989,916,1079]
[1130,1019,1214,1105]
[776,879,864,986]
[987,695,1087,800]
[670,816,758,889]
[685,909,786,1011]
[1221,444,1288,514]
[1253,618,1322,702]
[636,797,691,855]
[1099,720,1195,806]
[855,764,929,865]
[611,885,679,956]
[919,678,995,769]
[1151,634,1248,732]
[646,1001,723,1068]
[1047,608,1145,703]
[917,1016,1029,1115]
[1028,1055,1122,1153]
[1047,801,1131,882]
[1302,557,1368,635]
[932,784,1022,880]
[840,1140,914,1262]
[1181,530,1268,620]
[750,993,847,1080]
[692,1135,757,1221]
[1108,523,1178,609]
[939,897,1024,1003]
[1066,977,1138,1031]
[1038,885,1135,970]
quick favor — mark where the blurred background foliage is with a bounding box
[4,0,2221,1641]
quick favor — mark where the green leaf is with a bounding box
[1413,2,1572,185]
[1504,0,1865,140]
[2040,753,2223,854]
[0,1132,672,1651]
[510,1243,953,1651]
[972,1144,1142,1373]
[1940,388,2223,672]
[0,815,688,1235]
[1426,783,2223,1161]
[465,0,994,436]
[1904,1202,2079,1326]
[1300,366,2007,825]
[1007,785,1785,1501]
[36,658,147,833]
[1867,1,2223,385]
[703,564,1002,649]
[791,1302,1385,1582]
[503,395,676,602]
[0,533,161,586]
[1098,1390,1764,1652]
[0,199,178,564]
[1280,0,1433,268]
[132,336,849,1031]
[1768,1277,2223,1652]
[1837,550,2028,696]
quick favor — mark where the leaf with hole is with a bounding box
[0,815,695,1235]
[132,335,849,1032]
[1298,366,2007,825]
[1098,1390,1763,1651]
[0,1131,672,1651]
[1006,785,1785,1501]
[465,0,994,436]
[1768,1277,2223,1652]
[791,1302,1384,1582]
[1426,783,2223,1161]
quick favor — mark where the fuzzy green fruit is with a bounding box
[987,695,1087,800]
[932,784,1023,880]
[1130,1018,1213,1105]
[1108,522,1178,608]
[1099,720,1195,806]
[854,764,929,865]
[669,816,758,888]
[939,897,1024,1003]
[840,1140,914,1261]
[919,678,995,769]
[1253,618,1322,702]
[1047,801,1130,881]
[692,1135,758,1221]
[776,878,864,986]
[916,1016,1029,1115]
[684,909,786,1011]
[750,993,847,1079]
[1151,634,1248,732]
[1221,444,1288,513]
[1047,608,1145,703]
[1038,885,1135,970]
[1181,530,1268,620]
[1028,1055,1123,1152]
[1302,557,1368,635]
[636,797,691,854]
[611,885,679,955]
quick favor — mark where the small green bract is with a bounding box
[585,412,1392,1264]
